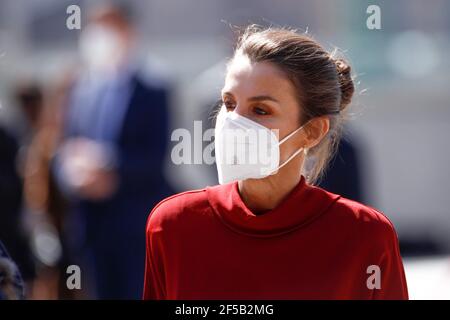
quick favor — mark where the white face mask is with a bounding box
[79,25,124,73]
[214,107,308,184]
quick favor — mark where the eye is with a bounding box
[223,99,236,111]
[253,106,269,115]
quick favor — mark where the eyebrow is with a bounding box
[222,92,280,104]
[248,95,280,103]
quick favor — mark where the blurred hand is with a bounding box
[60,137,118,200]
[77,167,118,200]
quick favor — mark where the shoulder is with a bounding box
[146,188,210,233]
[310,184,399,249]
[328,193,400,247]
[310,184,395,231]
[133,72,170,97]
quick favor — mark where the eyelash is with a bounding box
[221,100,269,116]
[253,106,268,115]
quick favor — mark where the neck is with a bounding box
[237,155,304,214]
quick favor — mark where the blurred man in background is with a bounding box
[55,4,173,299]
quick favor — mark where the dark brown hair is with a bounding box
[232,25,355,184]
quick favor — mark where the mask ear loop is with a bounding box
[278,120,309,145]
[275,121,310,170]
[277,147,306,170]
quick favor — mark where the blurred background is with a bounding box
[0,0,449,299]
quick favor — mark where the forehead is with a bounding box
[223,54,296,98]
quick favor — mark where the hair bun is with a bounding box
[334,58,354,111]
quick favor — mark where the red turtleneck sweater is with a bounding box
[143,177,408,299]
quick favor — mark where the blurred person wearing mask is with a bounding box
[55,4,172,299]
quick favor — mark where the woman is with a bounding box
[143,26,408,300]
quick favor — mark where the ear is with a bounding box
[303,116,330,149]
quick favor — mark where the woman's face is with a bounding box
[221,53,305,162]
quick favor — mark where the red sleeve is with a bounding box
[142,208,166,300]
[142,190,204,300]
[373,224,409,300]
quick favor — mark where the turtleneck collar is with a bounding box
[206,176,341,238]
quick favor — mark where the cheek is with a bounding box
[255,106,301,141]
[277,108,302,139]
[258,117,295,144]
